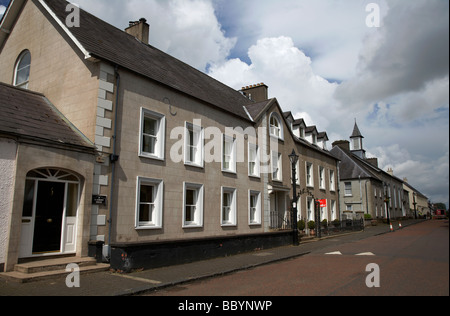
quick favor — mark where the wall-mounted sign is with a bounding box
[92,195,107,206]
[318,199,327,208]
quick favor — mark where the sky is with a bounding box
[1,0,449,207]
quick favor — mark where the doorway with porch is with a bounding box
[269,191,291,230]
[19,168,80,258]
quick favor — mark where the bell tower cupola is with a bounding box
[350,120,366,159]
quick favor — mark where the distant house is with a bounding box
[330,122,408,221]
[0,0,339,272]
[403,180,430,218]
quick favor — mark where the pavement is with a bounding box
[0,219,426,296]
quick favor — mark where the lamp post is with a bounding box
[413,192,417,219]
[384,183,391,226]
[315,199,321,238]
[289,149,299,246]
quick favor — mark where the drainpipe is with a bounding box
[336,160,341,221]
[107,65,120,260]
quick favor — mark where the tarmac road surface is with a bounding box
[147,220,449,296]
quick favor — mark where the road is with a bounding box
[147,220,449,296]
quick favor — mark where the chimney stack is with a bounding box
[387,167,394,176]
[125,18,149,45]
[366,157,378,168]
[240,83,268,102]
[332,140,350,152]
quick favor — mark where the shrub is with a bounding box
[307,220,316,230]
[297,219,305,231]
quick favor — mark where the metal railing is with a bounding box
[269,211,293,230]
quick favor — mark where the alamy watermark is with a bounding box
[64,3,381,30]
[65,263,80,288]
[366,3,381,28]
[365,263,381,288]
[65,3,80,28]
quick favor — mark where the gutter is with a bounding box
[106,65,120,260]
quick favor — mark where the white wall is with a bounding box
[0,138,17,266]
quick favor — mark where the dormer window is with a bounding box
[269,113,283,140]
[14,50,31,89]
[312,133,317,145]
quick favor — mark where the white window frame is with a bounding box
[344,182,352,196]
[135,177,163,229]
[306,162,313,187]
[248,143,260,178]
[307,197,314,221]
[222,134,236,173]
[271,151,282,181]
[330,200,336,220]
[312,133,317,145]
[269,112,284,140]
[249,190,261,225]
[14,50,31,89]
[319,166,325,189]
[299,127,305,139]
[184,122,204,168]
[221,187,237,226]
[182,182,204,228]
[329,170,335,191]
[139,108,165,160]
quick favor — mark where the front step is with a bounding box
[0,257,110,283]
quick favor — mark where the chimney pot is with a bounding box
[125,18,150,45]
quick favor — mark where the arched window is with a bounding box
[14,50,31,89]
[269,112,283,139]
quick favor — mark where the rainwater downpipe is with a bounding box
[107,65,120,261]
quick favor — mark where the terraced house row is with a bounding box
[0,0,341,272]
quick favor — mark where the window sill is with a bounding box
[139,153,165,161]
[184,161,204,169]
[182,223,203,228]
[221,222,237,227]
[222,169,237,175]
[135,225,162,230]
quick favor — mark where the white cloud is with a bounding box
[209,36,340,132]
[214,0,389,81]
[368,146,449,204]
[75,0,234,71]
[334,0,449,114]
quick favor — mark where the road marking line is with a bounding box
[111,273,162,284]
[325,251,342,255]
[355,252,375,256]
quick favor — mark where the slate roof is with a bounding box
[329,145,382,181]
[41,0,253,121]
[244,99,275,121]
[0,82,95,152]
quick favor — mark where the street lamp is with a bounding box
[412,192,417,219]
[289,149,299,246]
[383,183,391,226]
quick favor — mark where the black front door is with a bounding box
[32,181,65,253]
